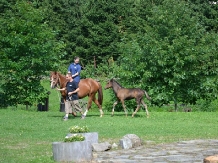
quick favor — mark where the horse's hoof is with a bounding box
[111,114,114,117]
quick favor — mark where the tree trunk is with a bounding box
[174,98,178,112]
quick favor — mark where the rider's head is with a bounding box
[74,56,80,64]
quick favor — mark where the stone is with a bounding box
[66,132,98,145]
[124,134,142,148]
[120,137,133,149]
[92,142,112,152]
[52,141,92,162]
[204,155,218,163]
[112,143,118,149]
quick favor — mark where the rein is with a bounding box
[51,73,65,104]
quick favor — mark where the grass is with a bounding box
[1,79,218,162]
[1,109,218,163]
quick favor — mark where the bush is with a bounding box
[69,126,89,133]
[81,59,121,79]
[192,99,218,112]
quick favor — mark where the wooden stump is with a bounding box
[52,132,98,162]
[52,141,92,162]
[204,155,218,163]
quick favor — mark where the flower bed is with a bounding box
[69,125,89,133]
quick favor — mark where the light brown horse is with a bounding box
[105,79,151,117]
[50,71,103,117]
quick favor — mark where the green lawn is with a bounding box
[1,80,218,162]
[0,109,218,163]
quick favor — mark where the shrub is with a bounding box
[69,126,89,133]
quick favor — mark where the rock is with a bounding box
[112,143,118,149]
[121,134,142,149]
[204,155,218,163]
[120,137,132,149]
[92,142,112,152]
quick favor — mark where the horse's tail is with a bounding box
[97,82,103,105]
[144,91,151,100]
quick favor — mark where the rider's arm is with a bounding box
[72,65,81,78]
[72,72,79,78]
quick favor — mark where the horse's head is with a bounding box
[50,71,59,89]
[104,79,113,90]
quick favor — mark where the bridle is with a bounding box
[50,73,65,104]
[50,73,60,88]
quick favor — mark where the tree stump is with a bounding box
[52,141,92,162]
[204,155,218,163]
[52,132,98,162]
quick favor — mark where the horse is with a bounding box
[50,71,104,117]
[104,79,151,117]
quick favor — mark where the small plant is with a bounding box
[64,134,85,142]
[69,125,89,133]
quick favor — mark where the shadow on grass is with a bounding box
[47,111,148,119]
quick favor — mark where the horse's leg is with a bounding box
[141,99,149,117]
[83,95,93,117]
[112,101,118,117]
[132,105,140,117]
[131,99,141,118]
[92,96,104,117]
[121,100,128,117]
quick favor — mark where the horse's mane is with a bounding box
[112,79,123,88]
[57,72,66,78]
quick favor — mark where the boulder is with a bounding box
[92,142,112,152]
[120,137,132,149]
[120,134,142,149]
[204,155,218,163]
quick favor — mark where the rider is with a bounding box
[68,56,81,85]
[56,73,85,121]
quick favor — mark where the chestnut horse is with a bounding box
[50,71,103,117]
[105,79,151,117]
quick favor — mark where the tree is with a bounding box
[29,0,130,65]
[118,0,218,109]
[0,1,65,107]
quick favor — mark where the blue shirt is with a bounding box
[68,63,81,83]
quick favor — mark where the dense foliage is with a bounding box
[0,1,64,107]
[0,0,218,109]
[118,0,218,109]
